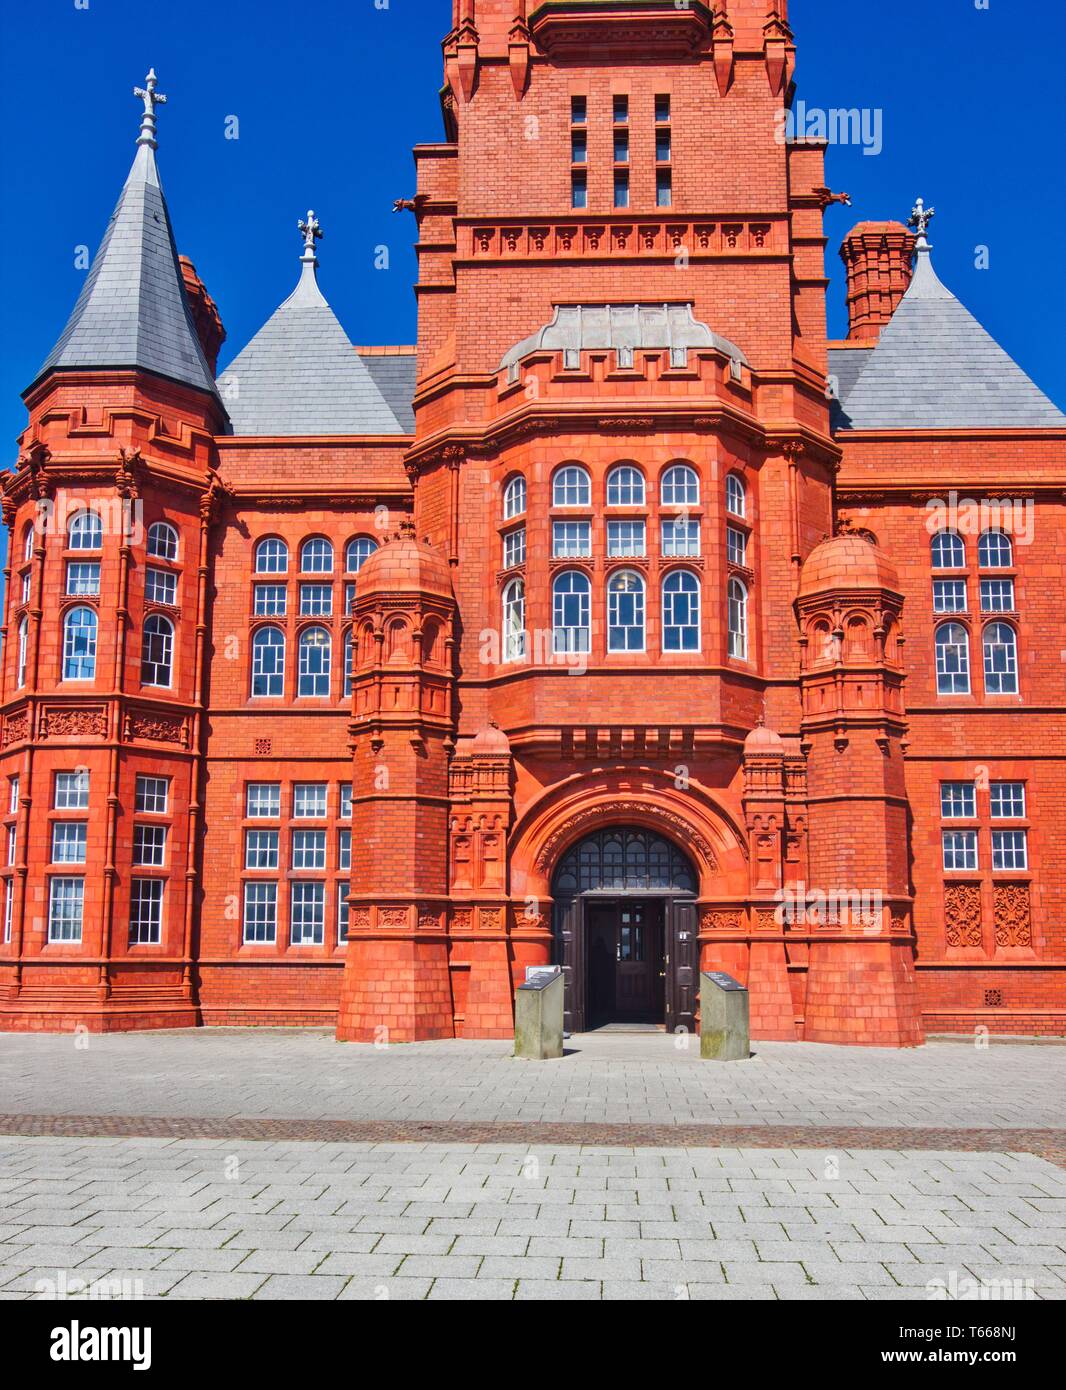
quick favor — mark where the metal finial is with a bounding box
[908,197,935,247]
[133,68,167,149]
[299,210,323,263]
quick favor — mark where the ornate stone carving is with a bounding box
[451,908,473,933]
[478,907,502,933]
[701,909,744,933]
[2,710,29,746]
[378,908,408,929]
[993,884,1032,948]
[756,909,778,931]
[349,909,371,932]
[944,883,982,949]
[418,910,441,933]
[534,802,717,871]
[42,707,108,739]
[124,711,187,746]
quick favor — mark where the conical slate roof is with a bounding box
[837,241,1065,430]
[218,229,409,437]
[30,135,218,400]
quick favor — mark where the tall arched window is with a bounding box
[147,522,179,562]
[141,614,174,687]
[725,473,747,519]
[503,475,527,520]
[552,571,591,653]
[255,538,289,574]
[298,627,332,696]
[15,616,28,688]
[728,578,748,659]
[931,530,965,569]
[251,627,285,697]
[345,537,378,574]
[662,571,700,652]
[606,465,645,507]
[343,629,354,699]
[62,606,97,680]
[661,464,699,507]
[607,570,645,652]
[979,530,1013,569]
[301,538,334,574]
[552,465,591,508]
[935,622,970,694]
[22,524,34,562]
[68,511,103,552]
[983,623,1018,694]
[502,579,526,662]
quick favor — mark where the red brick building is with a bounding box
[2,3,1064,1046]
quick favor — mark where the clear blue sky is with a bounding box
[2,0,1063,464]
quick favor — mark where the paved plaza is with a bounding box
[0,1030,1064,1300]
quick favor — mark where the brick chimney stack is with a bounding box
[839,222,916,342]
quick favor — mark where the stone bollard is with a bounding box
[699,971,750,1061]
[514,967,564,1060]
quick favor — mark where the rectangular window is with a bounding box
[129,879,164,945]
[942,830,978,872]
[293,784,328,819]
[571,128,587,164]
[246,783,281,819]
[300,584,333,617]
[245,829,279,871]
[344,582,357,616]
[291,881,325,946]
[254,584,287,617]
[48,877,84,943]
[66,562,100,597]
[932,579,967,613]
[337,882,350,945]
[613,128,629,163]
[3,879,12,944]
[51,822,87,865]
[145,567,178,606]
[656,168,672,207]
[243,881,277,945]
[135,775,170,815]
[8,777,19,815]
[990,782,1026,819]
[133,824,167,867]
[655,94,671,123]
[503,527,526,569]
[980,579,1015,613]
[727,526,748,568]
[656,127,672,163]
[552,521,591,559]
[6,825,14,867]
[21,572,30,604]
[613,94,628,123]
[661,519,700,557]
[991,830,1028,871]
[292,830,327,870]
[613,169,629,209]
[338,829,352,872]
[571,95,587,125]
[607,521,646,559]
[55,771,90,810]
[940,782,976,818]
[340,783,353,820]
[571,170,587,209]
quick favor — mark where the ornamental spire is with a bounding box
[133,68,167,149]
[299,210,323,265]
[908,196,935,252]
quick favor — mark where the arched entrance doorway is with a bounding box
[551,827,699,1034]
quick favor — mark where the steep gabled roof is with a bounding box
[218,228,410,437]
[837,242,1065,431]
[29,90,219,400]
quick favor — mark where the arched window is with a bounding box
[301,538,334,574]
[983,623,1018,695]
[979,530,1013,569]
[68,510,103,552]
[503,475,527,520]
[141,614,174,688]
[502,579,526,662]
[606,465,645,507]
[22,524,34,562]
[725,473,747,519]
[552,465,591,508]
[251,627,285,698]
[345,537,378,574]
[298,627,332,697]
[607,570,645,652]
[662,571,700,652]
[147,522,179,562]
[931,530,965,569]
[728,578,748,659]
[255,538,288,574]
[343,629,354,699]
[552,571,591,653]
[935,622,970,694]
[62,606,97,681]
[661,464,699,508]
[15,616,28,688]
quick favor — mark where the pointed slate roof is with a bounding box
[30,74,219,400]
[218,217,409,436]
[837,235,1066,431]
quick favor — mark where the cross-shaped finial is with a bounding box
[299,210,323,261]
[133,68,167,148]
[908,197,935,240]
